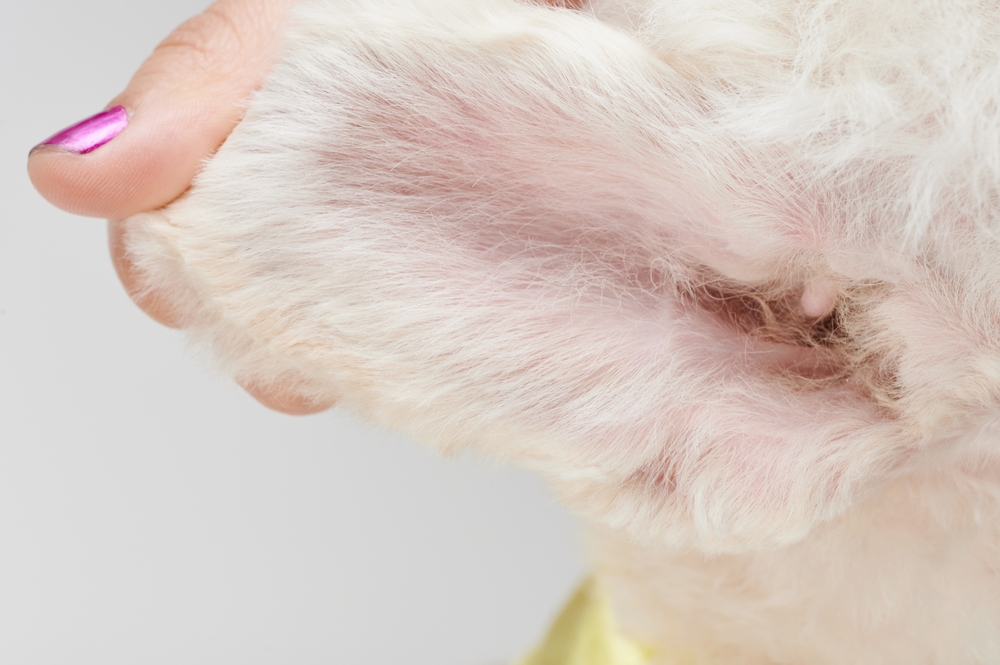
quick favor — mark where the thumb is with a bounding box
[28,0,298,219]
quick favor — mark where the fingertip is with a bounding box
[28,0,298,220]
[239,380,336,416]
[108,219,184,328]
[28,101,219,219]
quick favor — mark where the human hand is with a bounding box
[26,0,321,414]
[27,0,582,416]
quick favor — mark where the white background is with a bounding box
[0,0,585,662]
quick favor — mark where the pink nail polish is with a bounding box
[33,106,129,154]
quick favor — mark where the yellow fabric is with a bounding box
[516,578,655,665]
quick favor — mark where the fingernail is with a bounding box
[32,106,129,155]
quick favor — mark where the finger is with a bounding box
[28,0,299,220]
[110,216,333,413]
[238,380,336,416]
[108,219,182,328]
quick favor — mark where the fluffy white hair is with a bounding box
[123,0,1000,660]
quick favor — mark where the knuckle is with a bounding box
[153,4,247,75]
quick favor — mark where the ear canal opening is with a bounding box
[673,263,900,409]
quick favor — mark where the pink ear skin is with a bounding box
[557,296,907,549]
[801,279,838,319]
[117,0,915,544]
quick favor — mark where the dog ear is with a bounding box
[122,0,911,553]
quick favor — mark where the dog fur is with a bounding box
[122,0,1000,661]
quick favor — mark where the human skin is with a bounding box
[27,0,576,415]
[27,0,337,414]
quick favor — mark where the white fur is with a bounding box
[123,0,1000,660]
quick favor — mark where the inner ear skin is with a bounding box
[120,0,924,549]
